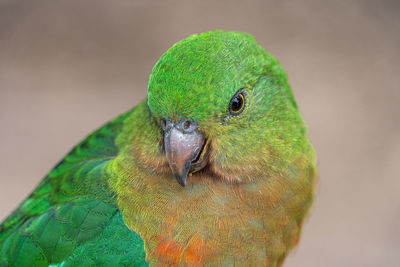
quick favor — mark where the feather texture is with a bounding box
[0,31,316,266]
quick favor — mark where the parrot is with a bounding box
[0,30,317,267]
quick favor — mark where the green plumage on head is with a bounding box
[0,30,316,267]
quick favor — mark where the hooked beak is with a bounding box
[163,119,205,186]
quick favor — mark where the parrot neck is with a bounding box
[111,155,316,266]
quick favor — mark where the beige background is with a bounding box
[0,0,399,266]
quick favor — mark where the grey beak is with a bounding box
[162,119,204,186]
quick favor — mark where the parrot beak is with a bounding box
[162,119,205,186]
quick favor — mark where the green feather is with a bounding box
[0,109,147,266]
[1,30,316,267]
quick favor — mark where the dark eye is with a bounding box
[229,89,246,115]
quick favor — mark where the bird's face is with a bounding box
[147,31,303,186]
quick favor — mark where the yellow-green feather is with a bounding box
[111,31,317,266]
[0,30,316,267]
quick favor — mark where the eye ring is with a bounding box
[229,89,246,115]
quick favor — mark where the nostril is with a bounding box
[183,120,191,130]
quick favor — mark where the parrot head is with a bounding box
[147,30,307,187]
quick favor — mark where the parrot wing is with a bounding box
[0,109,147,266]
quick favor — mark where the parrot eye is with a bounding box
[229,89,246,115]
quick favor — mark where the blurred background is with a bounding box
[0,0,399,266]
